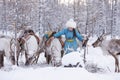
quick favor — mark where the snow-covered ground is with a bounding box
[0,33,120,80]
[1,66,120,80]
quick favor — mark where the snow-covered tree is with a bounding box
[0,0,120,37]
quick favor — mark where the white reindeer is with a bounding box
[16,29,41,66]
[45,38,62,67]
[92,34,120,72]
[17,35,39,65]
[0,35,15,68]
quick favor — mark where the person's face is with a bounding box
[68,27,74,31]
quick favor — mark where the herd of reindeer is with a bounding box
[0,30,120,73]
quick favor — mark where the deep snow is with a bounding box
[0,34,120,80]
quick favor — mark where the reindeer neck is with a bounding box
[99,40,110,55]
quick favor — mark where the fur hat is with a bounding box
[66,19,76,28]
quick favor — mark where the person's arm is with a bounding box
[53,29,66,38]
[75,29,83,41]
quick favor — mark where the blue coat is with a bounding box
[54,28,83,54]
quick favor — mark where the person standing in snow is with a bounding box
[50,19,84,54]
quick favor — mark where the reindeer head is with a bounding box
[92,34,106,48]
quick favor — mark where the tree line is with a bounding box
[0,0,120,37]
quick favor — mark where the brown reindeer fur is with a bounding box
[92,35,120,72]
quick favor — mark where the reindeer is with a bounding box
[92,34,120,72]
[0,35,16,68]
[16,33,40,66]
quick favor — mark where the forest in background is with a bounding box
[0,0,120,37]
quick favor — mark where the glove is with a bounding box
[82,40,87,48]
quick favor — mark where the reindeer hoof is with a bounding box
[25,60,30,66]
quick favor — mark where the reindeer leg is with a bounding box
[108,51,118,72]
[0,53,4,68]
[45,52,51,64]
[118,65,120,72]
[61,50,64,58]
[115,60,117,72]
[47,55,51,64]
[16,50,20,66]
[33,52,40,64]
[116,56,119,72]
[25,51,29,65]
[113,55,119,72]
[35,54,40,63]
[117,53,120,72]
[118,60,120,72]
[11,55,15,65]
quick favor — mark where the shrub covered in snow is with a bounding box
[62,52,84,68]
